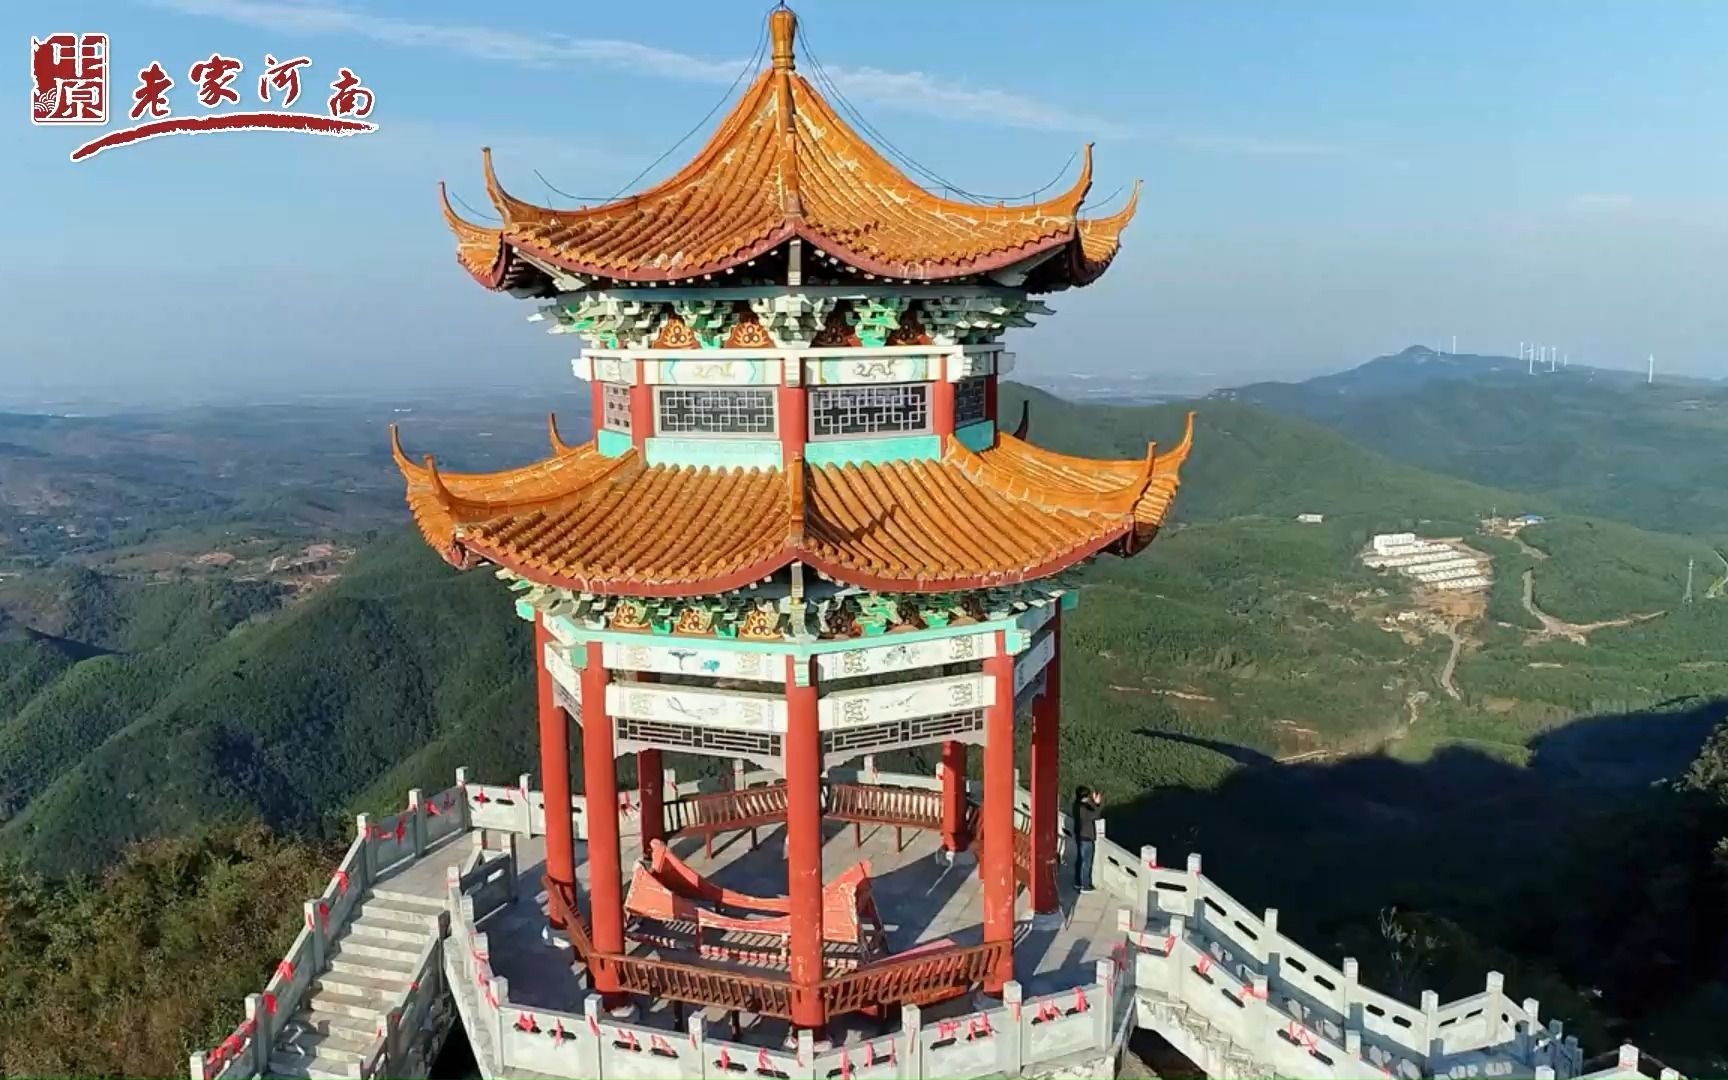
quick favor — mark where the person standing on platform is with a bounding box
[1072,785,1102,892]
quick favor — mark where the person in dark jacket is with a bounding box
[1072,785,1102,892]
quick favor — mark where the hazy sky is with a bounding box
[4,0,1726,406]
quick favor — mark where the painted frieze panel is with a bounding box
[601,641,782,682]
[814,631,996,681]
[606,683,787,732]
[818,672,995,730]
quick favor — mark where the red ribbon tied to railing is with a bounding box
[840,1048,852,1079]
[757,1047,771,1072]
[1195,953,1213,976]
[426,798,441,817]
[718,1046,732,1071]
[936,1019,959,1040]
[1073,986,1090,1013]
[473,789,489,805]
[1163,933,1176,955]
[276,960,294,982]
[394,818,407,844]
[515,1012,536,1032]
[586,1013,600,1036]
[1147,857,1160,869]
[333,869,349,895]
[650,1033,675,1056]
[969,1013,992,1039]
[263,992,277,1015]
[318,901,330,932]
[551,1018,567,1045]
[863,1041,875,1067]
[617,1028,638,1051]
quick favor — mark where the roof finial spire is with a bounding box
[770,4,797,73]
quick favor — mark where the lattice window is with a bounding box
[808,383,931,440]
[822,708,984,760]
[616,716,783,760]
[654,387,776,437]
[602,383,633,433]
[953,377,988,427]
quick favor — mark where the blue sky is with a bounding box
[4,0,1725,405]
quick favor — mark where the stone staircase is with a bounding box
[267,885,445,1079]
[1138,989,1271,1080]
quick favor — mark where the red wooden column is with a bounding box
[1029,613,1062,915]
[784,655,826,1031]
[931,357,956,448]
[637,749,665,848]
[535,616,576,926]
[939,741,968,851]
[628,360,653,453]
[779,381,807,465]
[579,641,625,1000]
[981,630,1016,994]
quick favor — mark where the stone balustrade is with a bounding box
[194,768,1678,1080]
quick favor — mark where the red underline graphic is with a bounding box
[70,111,377,161]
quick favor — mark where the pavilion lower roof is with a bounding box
[438,6,1139,294]
[391,418,1191,597]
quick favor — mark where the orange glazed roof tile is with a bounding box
[390,415,1192,597]
[439,7,1138,292]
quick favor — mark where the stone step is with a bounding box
[327,947,418,980]
[277,1024,373,1064]
[316,968,414,999]
[286,1007,379,1042]
[306,983,389,1022]
[348,918,434,945]
[369,885,447,913]
[338,928,426,961]
[359,897,441,929]
[266,1053,350,1080]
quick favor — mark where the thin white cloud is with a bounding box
[143,0,1127,136]
[1566,193,1635,212]
[1174,133,1345,157]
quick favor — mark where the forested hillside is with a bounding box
[0,388,1723,1071]
[1226,347,1728,535]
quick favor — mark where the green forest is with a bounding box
[0,379,1723,1075]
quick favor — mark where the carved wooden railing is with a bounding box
[611,952,796,1018]
[664,783,790,855]
[820,940,1010,1015]
[826,782,943,828]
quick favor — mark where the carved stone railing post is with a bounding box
[1136,844,1158,921]
[517,773,533,835]
[408,788,426,858]
[355,813,374,887]
[1484,971,1506,1045]
[732,757,746,790]
[1185,853,1205,929]
[305,899,327,969]
[796,1029,816,1080]
[455,767,471,831]
[1167,913,1188,1000]
[583,996,605,1077]
[1094,958,1115,1050]
[900,1003,923,1080]
[244,992,266,1076]
[492,975,511,1069]
[188,1049,206,1080]
[504,832,520,902]
[1421,988,1441,1062]
[1262,907,1282,980]
[1342,956,1361,1029]
[1246,973,1273,1061]
[1001,980,1024,1075]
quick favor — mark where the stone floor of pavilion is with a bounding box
[385,819,1120,1048]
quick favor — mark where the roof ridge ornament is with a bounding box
[770,5,797,73]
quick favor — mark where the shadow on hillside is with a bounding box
[1132,728,1277,769]
[1100,696,1726,998]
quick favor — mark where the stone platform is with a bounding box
[463,820,1116,1047]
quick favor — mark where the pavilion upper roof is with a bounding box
[440,7,1138,294]
[391,414,1191,597]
